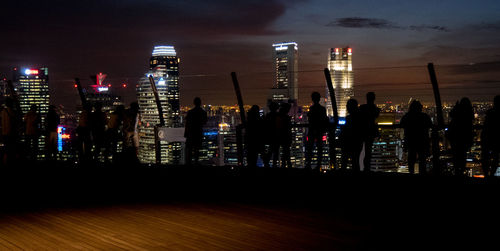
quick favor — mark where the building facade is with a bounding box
[14,67,50,159]
[326,47,353,118]
[137,46,181,164]
[270,42,298,103]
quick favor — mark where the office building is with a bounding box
[270,42,298,103]
[137,46,181,164]
[326,47,353,118]
[13,67,50,159]
[370,113,401,171]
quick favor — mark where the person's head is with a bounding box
[83,103,92,112]
[5,97,14,108]
[130,102,139,112]
[48,105,56,112]
[460,97,472,109]
[30,104,37,112]
[366,92,376,104]
[494,95,500,110]
[193,97,202,107]
[94,102,102,111]
[268,101,279,112]
[250,105,259,113]
[409,100,423,113]
[346,98,358,115]
[115,105,125,114]
[279,102,291,114]
[311,92,321,104]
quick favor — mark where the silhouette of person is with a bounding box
[305,92,328,170]
[90,102,107,161]
[263,101,280,168]
[106,105,125,163]
[24,104,40,161]
[359,92,380,172]
[340,99,363,171]
[184,97,207,165]
[46,105,60,161]
[276,102,292,168]
[1,98,19,165]
[122,102,140,164]
[400,100,433,175]
[77,103,92,163]
[246,105,264,167]
[447,97,474,176]
[481,95,500,177]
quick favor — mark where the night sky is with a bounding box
[2,0,500,111]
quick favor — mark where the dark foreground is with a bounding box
[0,163,498,250]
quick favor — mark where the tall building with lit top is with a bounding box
[270,42,298,103]
[137,46,181,164]
[14,67,50,158]
[326,47,353,118]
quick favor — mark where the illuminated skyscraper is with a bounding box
[14,67,50,158]
[326,47,353,118]
[137,46,181,164]
[270,42,298,103]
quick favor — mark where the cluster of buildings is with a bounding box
[2,43,491,174]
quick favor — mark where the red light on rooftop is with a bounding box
[122,83,127,88]
[108,84,112,87]
[74,84,78,88]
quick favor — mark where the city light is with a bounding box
[272,42,298,51]
[24,69,39,75]
[97,86,109,92]
[152,46,176,56]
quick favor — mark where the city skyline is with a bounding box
[1,0,500,110]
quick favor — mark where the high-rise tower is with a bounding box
[137,46,181,164]
[270,42,298,103]
[14,67,50,159]
[326,47,353,118]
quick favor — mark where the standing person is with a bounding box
[481,95,500,177]
[276,103,292,168]
[359,92,380,172]
[184,97,207,165]
[262,101,280,168]
[400,100,433,175]
[77,104,92,164]
[122,102,140,165]
[105,105,125,163]
[90,102,107,161]
[340,99,363,171]
[245,105,263,167]
[1,98,19,165]
[305,92,328,170]
[46,105,60,161]
[447,97,474,176]
[24,104,40,161]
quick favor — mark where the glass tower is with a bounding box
[270,42,298,103]
[326,47,353,118]
[137,46,181,164]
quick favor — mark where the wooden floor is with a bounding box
[0,203,369,250]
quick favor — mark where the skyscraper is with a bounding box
[270,42,298,103]
[14,67,50,158]
[137,46,181,164]
[326,47,353,118]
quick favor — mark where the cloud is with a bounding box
[0,0,294,37]
[326,17,400,29]
[326,17,449,32]
[409,25,449,32]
